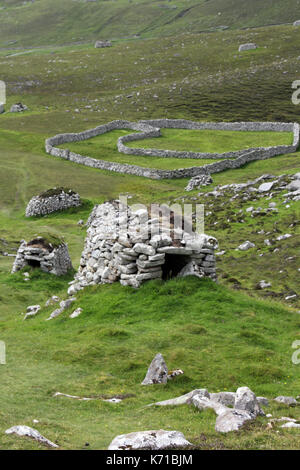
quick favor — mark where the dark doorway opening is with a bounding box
[27,259,41,268]
[162,254,191,280]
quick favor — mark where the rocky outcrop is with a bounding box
[68,200,218,294]
[12,237,73,276]
[95,40,112,48]
[25,188,81,217]
[108,430,192,450]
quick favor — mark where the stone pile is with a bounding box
[68,200,218,295]
[25,188,81,217]
[12,237,73,276]
[185,174,213,191]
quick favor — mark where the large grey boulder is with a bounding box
[287,180,300,192]
[238,241,255,251]
[5,425,58,448]
[108,429,192,450]
[95,40,112,48]
[215,409,253,433]
[191,395,228,416]
[141,353,168,385]
[234,387,265,417]
[293,20,300,26]
[238,43,258,52]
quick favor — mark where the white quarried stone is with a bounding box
[108,430,192,450]
[5,425,58,448]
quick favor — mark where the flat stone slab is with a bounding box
[108,430,192,450]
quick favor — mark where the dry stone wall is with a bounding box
[25,188,81,217]
[68,201,218,294]
[45,120,299,180]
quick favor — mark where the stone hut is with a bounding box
[238,43,258,52]
[95,40,112,48]
[68,200,218,295]
[12,237,73,276]
[25,188,81,217]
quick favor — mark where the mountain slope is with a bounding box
[0,0,299,48]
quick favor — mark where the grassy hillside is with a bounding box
[0,0,299,48]
[1,274,300,450]
[0,21,300,449]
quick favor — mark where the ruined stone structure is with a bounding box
[45,119,299,180]
[25,188,81,217]
[68,200,218,295]
[12,237,73,276]
[95,40,112,48]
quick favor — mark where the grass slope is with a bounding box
[0,0,299,47]
[1,275,300,449]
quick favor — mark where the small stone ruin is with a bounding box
[238,43,258,52]
[95,40,112,48]
[185,174,213,191]
[25,188,81,217]
[12,237,73,276]
[68,200,218,294]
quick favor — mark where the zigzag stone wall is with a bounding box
[45,120,299,180]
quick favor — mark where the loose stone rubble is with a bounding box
[25,188,81,217]
[5,425,58,448]
[185,174,213,191]
[24,305,41,320]
[108,430,192,450]
[12,237,73,276]
[141,353,168,385]
[47,297,76,320]
[68,200,218,294]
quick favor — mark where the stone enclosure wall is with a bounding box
[45,120,299,180]
[68,201,218,294]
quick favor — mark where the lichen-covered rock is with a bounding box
[141,353,168,385]
[108,430,192,450]
[215,409,253,433]
[234,387,265,417]
[26,188,81,217]
[5,425,58,448]
[274,396,298,406]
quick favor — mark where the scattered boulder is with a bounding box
[191,395,228,416]
[10,103,28,113]
[257,397,269,407]
[210,392,236,407]
[238,241,255,251]
[45,296,60,307]
[25,188,81,217]
[257,280,272,290]
[108,430,192,450]
[281,422,300,428]
[215,409,253,433]
[238,43,258,52]
[141,353,168,385]
[185,174,213,191]
[234,387,265,417]
[274,396,298,406]
[293,20,300,26]
[258,181,275,192]
[148,389,209,407]
[47,298,76,321]
[5,426,58,448]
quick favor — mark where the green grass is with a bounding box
[1,275,300,450]
[129,129,293,153]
